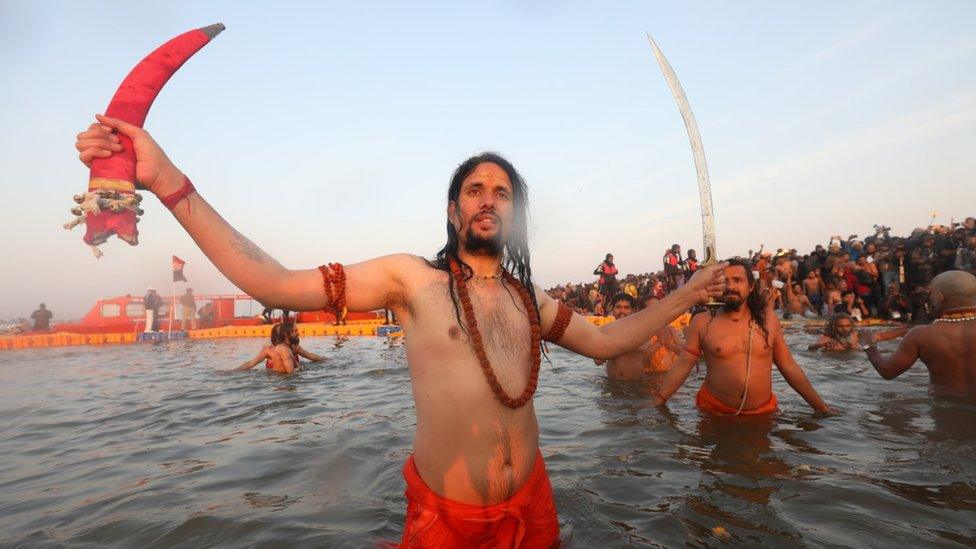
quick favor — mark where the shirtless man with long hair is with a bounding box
[655,258,832,415]
[236,319,326,374]
[75,116,726,546]
[808,313,905,352]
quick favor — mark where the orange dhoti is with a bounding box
[696,384,778,416]
[399,450,560,548]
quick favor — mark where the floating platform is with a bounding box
[1,314,690,350]
[1,319,393,350]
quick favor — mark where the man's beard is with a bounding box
[723,294,745,312]
[463,225,504,256]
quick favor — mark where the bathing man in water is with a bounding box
[859,270,976,399]
[808,313,906,352]
[655,258,833,415]
[595,293,650,380]
[236,319,325,374]
[76,115,726,547]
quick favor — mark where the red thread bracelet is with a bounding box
[160,176,196,210]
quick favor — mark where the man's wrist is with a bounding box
[671,285,699,310]
[152,167,187,198]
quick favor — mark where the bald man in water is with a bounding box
[860,270,976,399]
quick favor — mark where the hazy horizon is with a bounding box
[2,1,974,320]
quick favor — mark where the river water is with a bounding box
[1,323,974,547]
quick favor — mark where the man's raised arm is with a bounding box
[859,329,920,380]
[76,115,407,312]
[535,263,725,361]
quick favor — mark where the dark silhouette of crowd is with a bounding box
[547,217,976,323]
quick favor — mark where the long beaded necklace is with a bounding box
[449,259,541,409]
[934,306,976,323]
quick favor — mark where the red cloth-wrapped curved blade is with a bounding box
[84,23,224,247]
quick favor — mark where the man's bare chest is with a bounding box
[703,320,770,359]
[406,280,532,362]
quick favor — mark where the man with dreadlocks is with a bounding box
[655,258,833,415]
[76,118,727,547]
[808,313,906,352]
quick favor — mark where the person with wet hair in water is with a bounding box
[860,270,976,399]
[808,313,905,352]
[655,257,832,415]
[236,322,288,373]
[236,319,325,374]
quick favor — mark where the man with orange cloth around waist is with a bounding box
[75,117,727,547]
[655,258,832,416]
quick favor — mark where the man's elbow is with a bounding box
[590,349,616,362]
[879,367,899,380]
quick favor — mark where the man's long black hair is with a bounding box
[430,152,538,333]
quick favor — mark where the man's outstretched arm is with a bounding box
[235,346,274,371]
[537,264,726,361]
[76,115,410,312]
[859,329,920,380]
[296,346,326,362]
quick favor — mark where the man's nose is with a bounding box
[479,192,495,209]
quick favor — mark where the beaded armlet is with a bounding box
[544,301,573,343]
[318,263,346,322]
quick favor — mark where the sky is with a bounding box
[1,1,974,320]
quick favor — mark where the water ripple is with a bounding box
[0,334,974,546]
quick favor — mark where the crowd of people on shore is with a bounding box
[547,217,976,324]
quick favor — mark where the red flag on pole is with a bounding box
[172,255,187,282]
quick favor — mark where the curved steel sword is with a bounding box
[646,34,717,266]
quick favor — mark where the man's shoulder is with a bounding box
[379,253,437,272]
[689,311,714,327]
[375,254,450,295]
[274,343,295,356]
[907,323,936,341]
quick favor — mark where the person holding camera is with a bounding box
[834,290,869,321]
[909,235,939,286]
